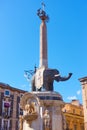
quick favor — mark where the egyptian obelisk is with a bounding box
[39,14,48,68]
[33,5,49,91]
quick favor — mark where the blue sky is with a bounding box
[0,0,87,103]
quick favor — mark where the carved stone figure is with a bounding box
[25,102,36,115]
[43,109,50,127]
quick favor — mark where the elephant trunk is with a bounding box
[55,73,72,82]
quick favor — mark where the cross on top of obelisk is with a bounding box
[37,3,49,22]
[41,2,45,11]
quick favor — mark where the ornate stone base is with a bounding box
[20,91,65,130]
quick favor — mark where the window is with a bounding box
[4,90,10,97]
[19,108,23,115]
[80,111,82,115]
[20,93,24,97]
[18,104,23,115]
[80,125,84,130]
[73,109,75,114]
[74,125,77,130]
[66,123,69,130]
[2,101,11,117]
[2,119,10,130]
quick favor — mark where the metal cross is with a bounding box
[42,2,45,11]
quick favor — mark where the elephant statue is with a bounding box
[31,68,72,91]
[43,69,72,91]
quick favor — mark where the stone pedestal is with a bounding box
[20,91,64,130]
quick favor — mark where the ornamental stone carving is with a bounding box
[43,109,51,128]
[25,102,36,115]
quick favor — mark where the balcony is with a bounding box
[1,127,10,130]
[2,111,11,118]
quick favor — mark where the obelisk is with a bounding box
[33,4,72,91]
[33,6,49,90]
[38,3,49,68]
[40,17,48,68]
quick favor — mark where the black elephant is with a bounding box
[31,68,72,91]
[43,69,72,91]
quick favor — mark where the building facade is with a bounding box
[0,82,26,130]
[79,77,87,130]
[0,82,84,130]
[62,100,84,130]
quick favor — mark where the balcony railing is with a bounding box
[1,127,10,130]
[2,111,11,118]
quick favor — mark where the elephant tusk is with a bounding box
[54,74,60,77]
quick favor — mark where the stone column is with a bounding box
[52,105,63,130]
[40,106,43,130]
[79,77,87,130]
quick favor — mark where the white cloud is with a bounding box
[77,90,81,95]
[21,84,28,90]
[67,90,82,102]
[67,96,77,100]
